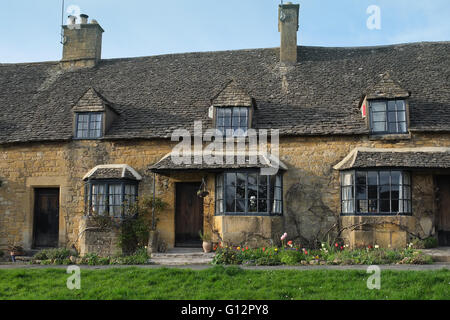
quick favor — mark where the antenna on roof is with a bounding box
[60,0,65,45]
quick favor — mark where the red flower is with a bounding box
[335,243,338,247]
[242,248,245,251]
[262,247,265,251]
[246,246,249,250]
[304,250,308,255]
[340,246,343,250]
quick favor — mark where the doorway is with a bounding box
[436,175,450,246]
[175,182,203,247]
[33,188,59,248]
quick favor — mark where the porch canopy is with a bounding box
[83,164,143,181]
[334,147,450,170]
[149,151,287,174]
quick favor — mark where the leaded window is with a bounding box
[86,181,138,217]
[215,171,283,215]
[341,170,411,215]
[216,107,249,136]
[75,112,103,139]
[369,100,407,134]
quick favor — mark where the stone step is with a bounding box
[422,248,450,262]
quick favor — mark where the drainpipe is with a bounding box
[152,172,156,230]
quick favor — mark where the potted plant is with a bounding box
[199,231,212,253]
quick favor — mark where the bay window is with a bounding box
[86,180,138,217]
[341,170,411,215]
[215,171,283,215]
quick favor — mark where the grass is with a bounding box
[0,266,448,300]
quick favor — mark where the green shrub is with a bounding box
[423,237,438,249]
[119,248,149,265]
[279,250,302,265]
[33,248,73,261]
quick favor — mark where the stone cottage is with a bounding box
[0,4,449,255]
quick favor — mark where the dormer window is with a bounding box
[216,107,249,137]
[75,112,103,139]
[369,99,407,134]
[363,73,410,137]
[210,80,255,137]
[72,88,118,140]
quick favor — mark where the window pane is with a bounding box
[396,100,406,111]
[391,171,401,185]
[380,200,390,212]
[368,172,378,185]
[258,199,268,213]
[399,122,407,133]
[372,122,386,132]
[371,102,386,112]
[403,172,411,185]
[391,185,399,199]
[236,199,245,213]
[372,112,386,122]
[258,175,268,200]
[387,100,396,111]
[388,123,397,133]
[368,199,378,213]
[397,111,406,122]
[356,171,366,185]
[379,185,390,199]
[380,171,390,185]
[356,200,368,213]
[225,173,236,212]
[247,173,258,212]
[356,185,367,199]
[368,185,378,199]
[236,173,246,199]
[391,199,399,212]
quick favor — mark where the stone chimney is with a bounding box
[278,2,299,64]
[61,14,104,68]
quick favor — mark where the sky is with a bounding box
[0,0,449,63]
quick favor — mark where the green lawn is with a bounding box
[0,266,448,300]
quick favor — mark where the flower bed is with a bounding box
[212,243,433,266]
[31,248,150,266]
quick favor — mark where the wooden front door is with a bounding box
[33,188,59,248]
[436,176,450,246]
[175,183,203,247]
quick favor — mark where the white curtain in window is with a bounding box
[342,173,354,213]
[109,184,122,217]
[272,175,282,214]
[92,184,106,215]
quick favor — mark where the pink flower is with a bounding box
[281,233,287,241]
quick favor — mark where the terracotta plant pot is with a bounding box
[202,241,212,253]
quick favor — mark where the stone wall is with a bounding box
[0,132,449,252]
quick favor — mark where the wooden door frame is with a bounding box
[32,187,60,248]
[435,175,450,246]
[174,182,204,247]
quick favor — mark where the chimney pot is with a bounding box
[80,14,89,24]
[68,15,76,25]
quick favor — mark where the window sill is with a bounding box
[215,213,283,217]
[369,133,411,141]
[340,213,412,217]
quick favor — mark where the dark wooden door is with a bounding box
[33,188,59,248]
[175,183,203,247]
[436,176,450,246]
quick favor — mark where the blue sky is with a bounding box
[0,0,449,63]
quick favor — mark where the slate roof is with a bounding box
[334,147,450,170]
[211,80,254,107]
[365,72,410,100]
[150,152,287,173]
[72,87,117,113]
[83,164,142,181]
[0,42,449,145]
